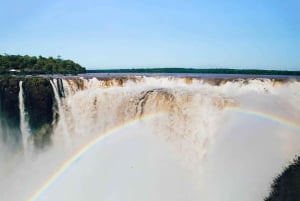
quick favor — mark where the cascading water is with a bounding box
[1,75,300,201]
[50,79,71,147]
[18,81,31,155]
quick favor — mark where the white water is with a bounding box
[18,81,31,155]
[1,76,300,201]
[50,79,71,147]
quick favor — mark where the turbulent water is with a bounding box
[1,75,300,201]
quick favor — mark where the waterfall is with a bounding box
[1,76,300,201]
[56,78,65,98]
[18,81,31,154]
[57,77,236,168]
[50,79,71,146]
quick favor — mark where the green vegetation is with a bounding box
[265,156,300,201]
[1,54,298,76]
[88,68,300,75]
[0,54,86,75]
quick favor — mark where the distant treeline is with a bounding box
[87,68,300,75]
[0,54,86,75]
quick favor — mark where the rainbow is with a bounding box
[28,107,300,201]
[225,107,300,132]
[28,113,164,201]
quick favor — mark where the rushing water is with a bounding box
[18,81,31,156]
[1,75,300,201]
[50,79,71,147]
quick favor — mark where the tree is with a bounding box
[0,54,86,75]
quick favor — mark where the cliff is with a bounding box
[0,76,55,149]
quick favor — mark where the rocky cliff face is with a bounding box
[0,76,54,149]
[23,77,54,148]
[0,76,21,149]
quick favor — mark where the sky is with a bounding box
[0,0,299,70]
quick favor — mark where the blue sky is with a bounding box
[0,0,299,70]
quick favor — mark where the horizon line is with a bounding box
[86,66,300,71]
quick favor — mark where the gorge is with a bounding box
[0,74,300,201]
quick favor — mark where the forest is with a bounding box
[0,54,86,75]
[1,54,299,76]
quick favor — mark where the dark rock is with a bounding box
[0,76,22,147]
[23,77,54,147]
[265,156,300,201]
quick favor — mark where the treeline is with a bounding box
[88,68,300,75]
[0,54,86,75]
